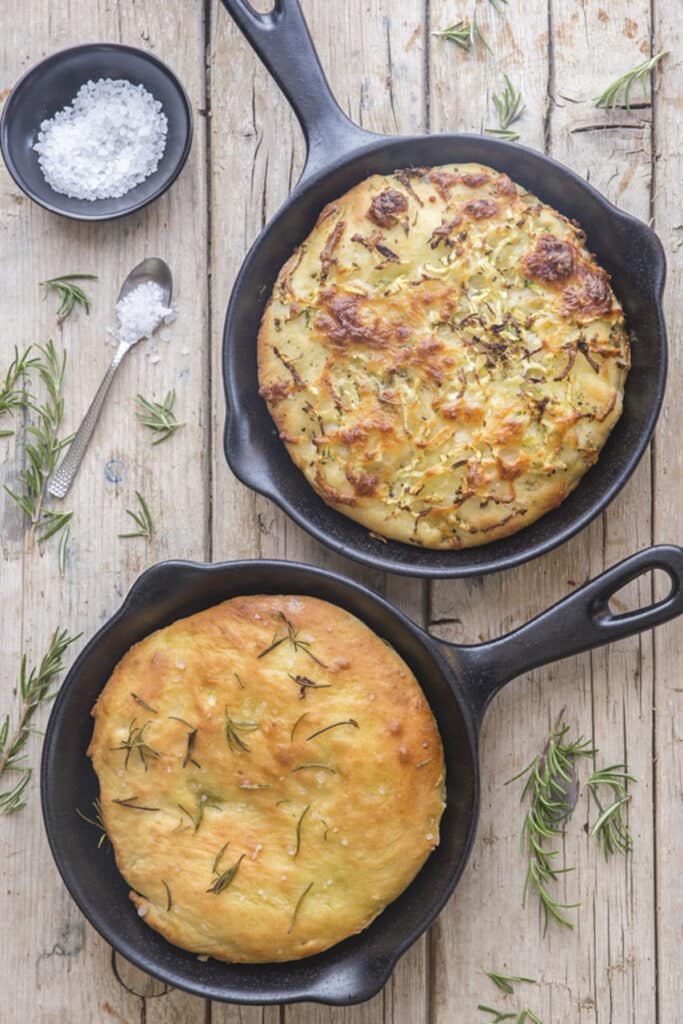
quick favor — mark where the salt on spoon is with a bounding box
[47,258,174,500]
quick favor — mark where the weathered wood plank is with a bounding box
[651,6,683,1020]
[0,1,210,1020]
[429,1,655,1021]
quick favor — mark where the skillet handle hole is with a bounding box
[606,567,673,619]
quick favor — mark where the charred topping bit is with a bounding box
[375,242,400,263]
[522,234,575,284]
[272,346,303,387]
[320,220,345,282]
[562,263,613,318]
[131,692,158,714]
[460,171,491,188]
[207,853,245,895]
[462,198,499,220]
[429,215,463,249]
[288,674,332,699]
[258,378,294,404]
[345,466,379,497]
[367,188,408,228]
[111,720,160,771]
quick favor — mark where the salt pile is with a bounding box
[34,78,168,201]
[116,281,175,345]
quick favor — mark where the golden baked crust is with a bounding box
[88,595,445,963]
[257,163,630,548]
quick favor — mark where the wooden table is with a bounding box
[1,1,681,1020]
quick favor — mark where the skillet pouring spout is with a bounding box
[441,545,683,725]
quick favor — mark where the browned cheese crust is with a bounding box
[88,596,445,962]
[257,164,630,548]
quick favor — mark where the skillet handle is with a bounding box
[219,0,377,185]
[444,545,683,724]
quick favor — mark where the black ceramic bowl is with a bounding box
[0,43,193,221]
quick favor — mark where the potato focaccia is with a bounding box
[258,163,630,549]
[88,595,445,963]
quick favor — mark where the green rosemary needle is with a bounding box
[4,340,73,545]
[135,390,184,445]
[207,853,245,895]
[485,75,525,141]
[586,764,636,859]
[118,491,154,540]
[225,711,259,753]
[306,718,359,741]
[478,1008,517,1023]
[294,804,310,857]
[288,881,313,933]
[595,50,668,110]
[433,15,490,55]
[178,791,220,832]
[161,880,172,911]
[112,719,160,771]
[484,971,536,996]
[0,628,80,814]
[290,712,309,741]
[112,795,160,812]
[41,273,97,322]
[131,693,158,714]
[291,763,337,775]
[212,841,230,875]
[76,798,108,848]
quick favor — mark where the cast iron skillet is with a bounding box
[42,545,683,1005]
[220,0,667,579]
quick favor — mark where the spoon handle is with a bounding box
[48,342,130,500]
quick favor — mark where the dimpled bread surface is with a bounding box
[88,594,445,962]
[258,163,630,548]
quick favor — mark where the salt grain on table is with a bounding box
[34,79,168,201]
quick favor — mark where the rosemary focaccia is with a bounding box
[258,163,630,548]
[88,595,445,963]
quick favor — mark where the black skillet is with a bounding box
[220,0,667,579]
[42,545,683,1005]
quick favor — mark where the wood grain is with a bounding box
[1,0,681,1020]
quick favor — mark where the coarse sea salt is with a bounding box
[116,281,175,345]
[34,78,168,201]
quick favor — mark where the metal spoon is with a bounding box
[48,257,173,500]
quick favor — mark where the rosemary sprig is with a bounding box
[162,880,172,911]
[213,841,230,874]
[288,674,332,699]
[177,791,220,832]
[112,795,160,812]
[225,711,259,753]
[135,390,184,445]
[507,712,594,932]
[258,613,327,667]
[433,16,490,55]
[57,523,69,576]
[484,971,536,996]
[586,764,636,859]
[294,804,310,857]
[168,716,200,768]
[288,881,313,933]
[119,491,154,540]
[595,50,668,110]
[41,273,97,322]
[0,345,38,435]
[0,628,79,814]
[485,75,525,141]
[76,798,108,848]
[112,719,160,771]
[207,853,245,895]
[478,1008,516,1024]
[4,340,73,545]
[306,718,359,741]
